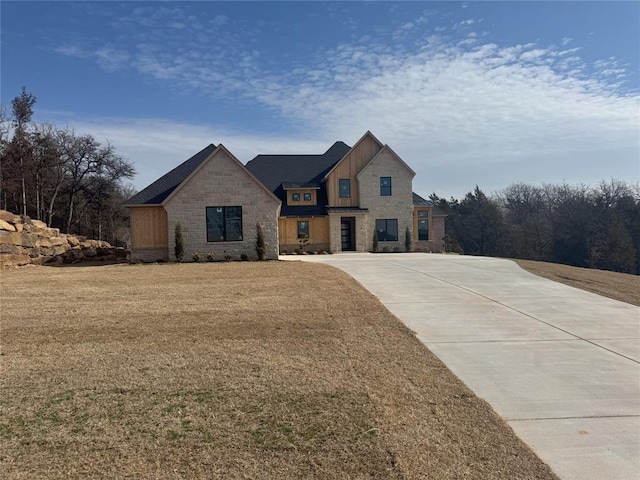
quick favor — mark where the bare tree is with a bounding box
[10,87,36,216]
[57,131,135,233]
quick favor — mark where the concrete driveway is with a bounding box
[282,253,640,480]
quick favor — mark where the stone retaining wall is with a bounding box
[0,210,127,268]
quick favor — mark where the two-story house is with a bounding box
[125,131,445,261]
[247,131,444,253]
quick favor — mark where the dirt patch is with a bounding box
[1,262,558,479]
[514,259,640,307]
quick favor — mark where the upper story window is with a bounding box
[380,177,392,196]
[303,192,312,201]
[292,193,300,201]
[206,206,242,242]
[339,179,351,198]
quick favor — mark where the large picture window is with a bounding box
[375,219,398,241]
[339,179,351,198]
[380,177,392,196]
[297,221,309,239]
[206,206,243,242]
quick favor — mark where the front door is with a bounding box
[341,217,355,251]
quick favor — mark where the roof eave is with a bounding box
[322,131,384,181]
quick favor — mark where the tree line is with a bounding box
[0,88,135,245]
[432,180,640,274]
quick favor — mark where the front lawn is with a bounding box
[1,262,557,479]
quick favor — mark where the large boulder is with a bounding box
[0,210,128,268]
[0,253,32,267]
[22,223,41,233]
[0,244,22,254]
[31,219,47,230]
[49,237,67,247]
[67,235,80,247]
[0,231,22,245]
[36,238,52,248]
[0,210,20,224]
[21,234,37,248]
[0,219,16,232]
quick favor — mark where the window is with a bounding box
[380,177,392,196]
[418,219,429,241]
[303,192,312,201]
[292,193,300,201]
[206,206,242,242]
[339,179,351,198]
[297,221,309,239]
[375,219,398,241]
[418,210,429,240]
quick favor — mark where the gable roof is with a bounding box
[163,144,281,206]
[245,141,351,192]
[356,144,416,179]
[125,144,217,206]
[323,131,384,181]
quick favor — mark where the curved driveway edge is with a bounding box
[281,253,640,480]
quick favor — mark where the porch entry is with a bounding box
[340,217,355,251]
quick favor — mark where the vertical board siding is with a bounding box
[131,206,168,248]
[326,135,382,207]
[278,217,330,250]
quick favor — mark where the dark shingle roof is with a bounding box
[245,141,350,193]
[126,144,217,205]
[280,206,331,217]
[281,182,321,190]
[413,192,447,216]
[246,141,351,217]
[412,192,433,207]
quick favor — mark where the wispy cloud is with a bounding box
[47,4,639,198]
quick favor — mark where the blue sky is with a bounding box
[2,1,638,199]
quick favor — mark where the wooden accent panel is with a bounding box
[278,217,330,245]
[130,206,168,248]
[286,189,317,206]
[326,135,382,207]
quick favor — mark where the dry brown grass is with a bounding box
[514,259,640,307]
[1,262,557,479]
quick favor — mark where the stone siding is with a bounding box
[357,149,415,251]
[164,148,280,261]
[328,212,369,253]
